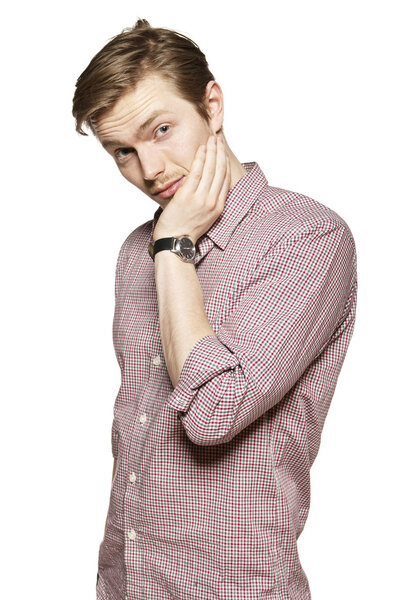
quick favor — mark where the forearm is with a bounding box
[154,250,216,388]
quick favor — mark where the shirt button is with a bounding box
[139,413,147,424]
[129,472,136,483]
[128,529,137,540]
[152,354,161,366]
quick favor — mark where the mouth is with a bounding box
[154,176,185,199]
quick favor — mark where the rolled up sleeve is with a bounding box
[166,219,357,446]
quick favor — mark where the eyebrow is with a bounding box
[101,110,171,149]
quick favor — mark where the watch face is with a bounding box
[178,237,196,260]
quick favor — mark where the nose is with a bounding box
[137,144,164,181]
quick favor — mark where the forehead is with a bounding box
[93,74,188,143]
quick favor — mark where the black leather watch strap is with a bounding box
[148,237,175,261]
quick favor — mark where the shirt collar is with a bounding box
[150,161,267,250]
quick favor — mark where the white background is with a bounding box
[1,1,400,598]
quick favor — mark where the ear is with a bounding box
[203,80,224,134]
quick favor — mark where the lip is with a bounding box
[154,177,185,199]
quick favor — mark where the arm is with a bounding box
[164,220,357,445]
[153,134,230,387]
[153,136,356,446]
[154,251,216,388]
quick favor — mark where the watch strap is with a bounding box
[148,237,176,262]
[153,237,175,256]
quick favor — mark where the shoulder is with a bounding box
[248,183,356,251]
[123,217,153,248]
[115,217,153,271]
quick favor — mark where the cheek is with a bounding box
[168,128,210,169]
[119,165,144,190]
[119,166,134,184]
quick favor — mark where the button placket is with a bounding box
[128,528,137,540]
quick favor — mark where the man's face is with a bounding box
[94,73,215,209]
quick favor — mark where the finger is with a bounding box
[208,137,229,202]
[182,143,207,193]
[196,135,218,197]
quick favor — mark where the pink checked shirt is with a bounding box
[96,162,358,600]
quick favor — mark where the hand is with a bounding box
[153,135,231,244]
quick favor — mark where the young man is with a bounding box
[73,19,357,600]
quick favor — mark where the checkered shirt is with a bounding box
[96,161,358,600]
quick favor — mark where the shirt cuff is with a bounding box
[166,334,239,412]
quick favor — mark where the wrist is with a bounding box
[149,234,196,264]
[153,233,195,244]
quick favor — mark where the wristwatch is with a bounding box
[148,235,196,264]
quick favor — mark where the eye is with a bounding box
[155,125,170,137]
[115,147,135,161]
[114,125,170,162]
